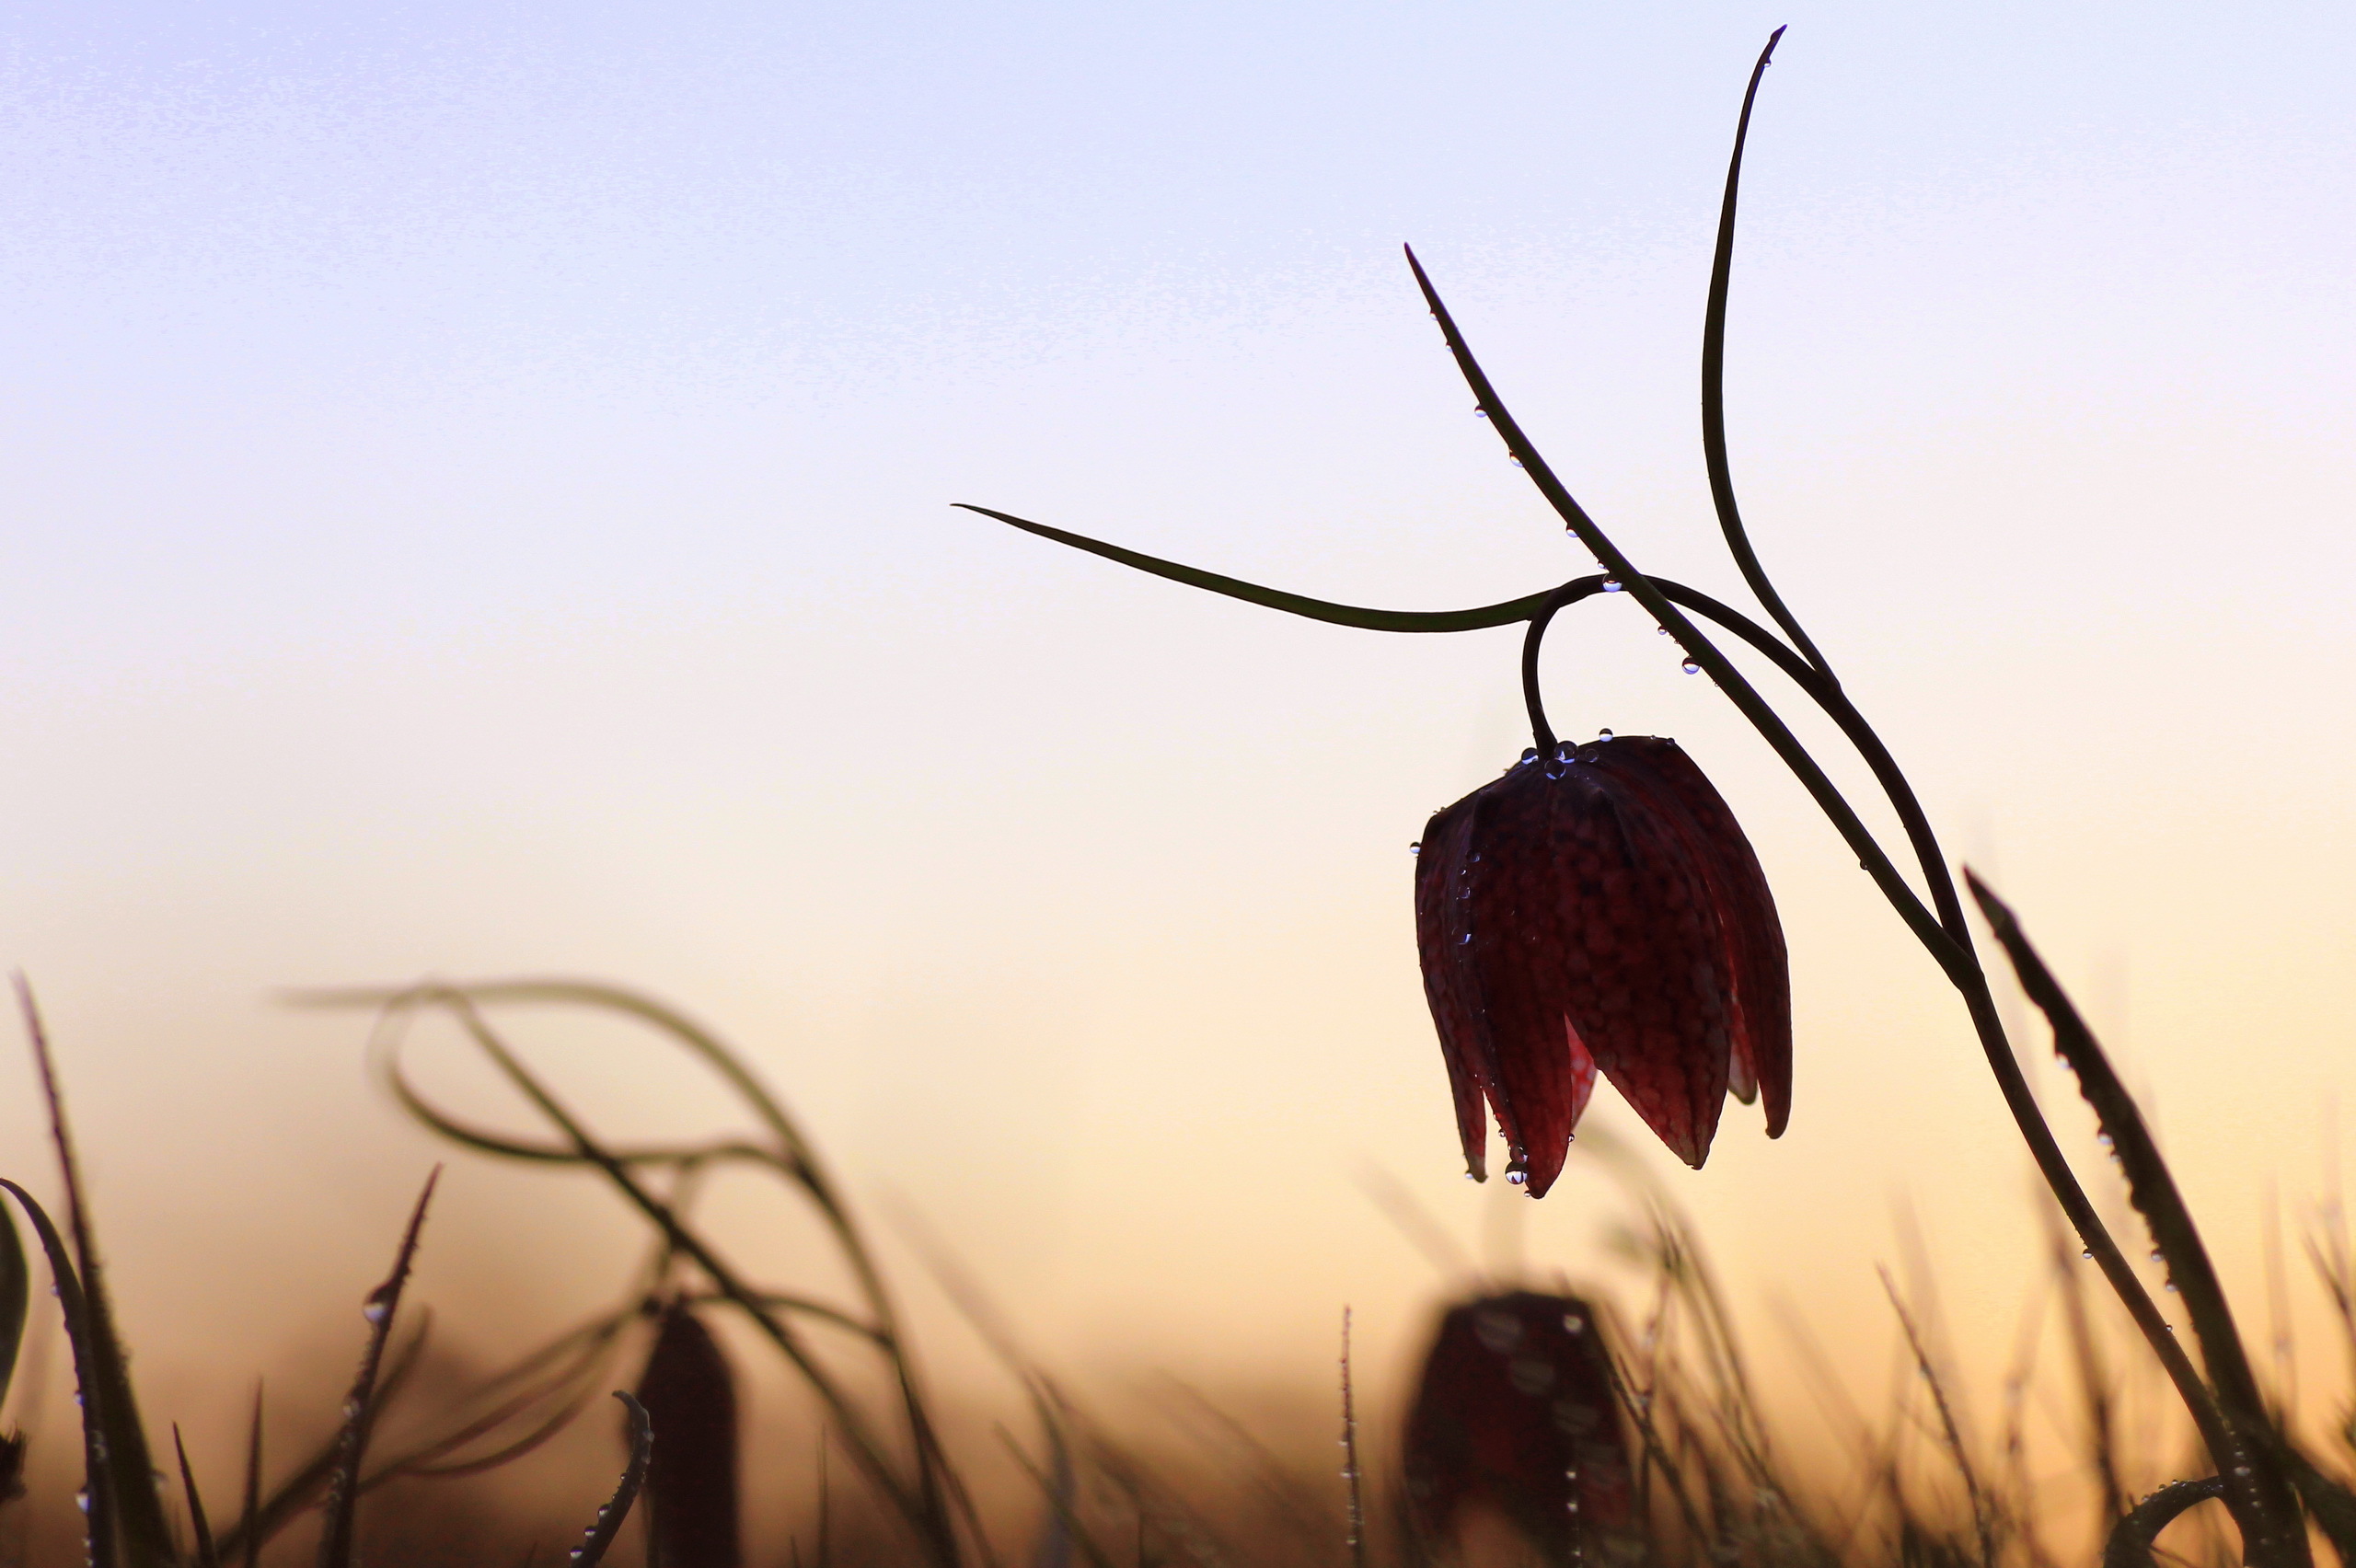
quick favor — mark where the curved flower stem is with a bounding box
[1519,580,1597,755]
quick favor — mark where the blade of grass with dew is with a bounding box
[0,1180,120,1567]
[213,1319,432,1562]
[315,1170,439,1568]
[2105,1477,2227,1568]
[13,980,175,1568]
[571,1392,653,1568]
[1340,1309,1366,1568]
[1968,872,2345,1562]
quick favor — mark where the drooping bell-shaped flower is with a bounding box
[1415,735,1789,1193]
[1402,1291,1639,1568]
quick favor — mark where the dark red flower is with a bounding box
[1402,1290,1639,1568]
[1415,735,1789,1193]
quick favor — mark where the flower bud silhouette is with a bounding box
[635,1300,743,1568]
[1402,1290,1638,1568]
[1415,735,1789,1193]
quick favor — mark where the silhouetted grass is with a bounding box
[3,956,2351,1568]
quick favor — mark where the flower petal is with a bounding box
[1459,767,1595,1195]
[1541,753,1732,1167]
[1588,738,1791,1138]
[1415,801,1501,1181]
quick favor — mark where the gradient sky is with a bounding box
[2,0,2353,1503]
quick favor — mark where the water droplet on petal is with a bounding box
[1602,578,1623,593]
[1681,661,1701,675]
[1408,841,1421,855]
[1510,457,1525,468]
[2081,1248,2094,1260]
[1596,728,1613,740]
[1474,408,1489,419]
[1459,933,1472,945]
[1520,747,1539,763]
[363,1301,390,1325]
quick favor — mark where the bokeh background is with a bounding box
[1,0,2352,1546]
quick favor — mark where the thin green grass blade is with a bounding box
[315,1170,440,1568]
[572,1393,653,1568]
[175,1424,221,1568]
[954,504,1552,632]
[12,980,174,1568]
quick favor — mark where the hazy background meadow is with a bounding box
[2,0,2352,1549]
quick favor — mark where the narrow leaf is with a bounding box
[174,1425,221,1568]
[955,504,1551,632]
[315,1170,440,1568]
